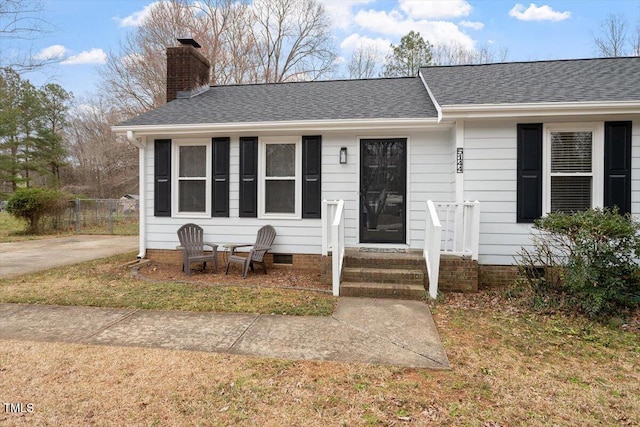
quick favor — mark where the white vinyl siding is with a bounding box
[145,129,455,255]
[463,120,528,265]
[142,119,637,265]
[465,119,638,266]
[407,129,455,247]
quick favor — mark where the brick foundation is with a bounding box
[478,265,519,289]
[146,249,521,292]
[145,249,331,283]
[437,255,478,292]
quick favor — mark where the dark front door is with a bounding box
[360,138,407,244]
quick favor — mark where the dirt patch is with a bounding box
[135,260,331,293]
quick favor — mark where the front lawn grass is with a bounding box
[0,251,637,424]
[0,253,336,316]
[1,291,637,425]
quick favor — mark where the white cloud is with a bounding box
[399,0,472,19]
[353,9,403,33]
[61,48,107,65]
[34,44,68,60]
[353,9,475,50]
[509,3,571,22]
[113,1,161,27]
[340,33,392,55]
[319,0,374,30]
[459,20,484,30]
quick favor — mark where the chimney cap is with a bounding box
[177,38,201,48]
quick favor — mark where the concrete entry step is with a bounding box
[340,281,426,300]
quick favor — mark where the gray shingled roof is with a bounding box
[420,57,640,106]
[118,77,437,127]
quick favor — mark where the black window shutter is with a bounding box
[302,135,322,218]
[604,121,632,215]
[239,137,258,217]
[154,139,171,217]
[212,137,230,217]
[516,124,543,223]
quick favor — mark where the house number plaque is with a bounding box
[456,148,464,173]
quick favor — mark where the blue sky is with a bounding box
[8,0,640,99]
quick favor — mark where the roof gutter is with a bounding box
[439,100,640,120]
[112,117,444,136]
[126,131,146,259]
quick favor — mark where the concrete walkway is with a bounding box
[0,235,138,278]
[0,298,450,369]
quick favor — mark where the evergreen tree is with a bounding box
[37,83,72,187]
[0,68,72,193]
[0,67,23,192]
[383,31,433,77]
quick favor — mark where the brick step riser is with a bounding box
[341,270,424,285]
[340,283,426,300]
[342,257,425,270]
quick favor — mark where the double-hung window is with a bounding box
[173,139,211,216]
[259,137,301,218]
[543,123,603,214]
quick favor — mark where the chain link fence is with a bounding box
[46,198,139,235]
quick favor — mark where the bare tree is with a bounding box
[65,96,137,198]
[431,43,509,65]
[593,14,629,57]
[100,0,206,116]
[347,45,382,79]
[193,0,260,85]
[250,0,336,82]
[100,0,336,118]
[632,17,640,56]
[223,4,259,84]
[0,0,56,71]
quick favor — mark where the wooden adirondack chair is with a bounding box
[177,223,218,275]
[225,225,276,278]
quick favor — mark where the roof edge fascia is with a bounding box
[111,117,445,136]
[440,100,640,120]
[418,70,443,122]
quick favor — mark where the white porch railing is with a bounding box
[321,200,345,296]
[424,200,481,298]
[433,201,481,260]
[424,200,442,299]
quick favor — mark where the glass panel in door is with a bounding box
[360,138,406,243]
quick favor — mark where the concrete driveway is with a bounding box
[0,235,138,279]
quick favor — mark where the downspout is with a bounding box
[126,130,147,259]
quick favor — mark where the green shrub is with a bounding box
[6,188,71,234]
[515,208,640,318]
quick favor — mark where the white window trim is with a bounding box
[542,122,604,214]
[258,136,302,219]
[172,139,211,218]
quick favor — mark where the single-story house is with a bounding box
[112,39,640,297]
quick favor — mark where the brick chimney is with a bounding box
[166,38,211,103]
